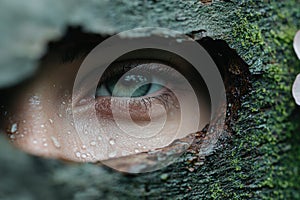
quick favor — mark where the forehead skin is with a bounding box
[0,0,300,199]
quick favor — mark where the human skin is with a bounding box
[2,42,211,163]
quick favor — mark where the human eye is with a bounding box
[95,60,176,124]
[71,49,211,161]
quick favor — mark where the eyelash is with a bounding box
[93,61,181,116]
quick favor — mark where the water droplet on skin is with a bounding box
[134,149,140,153]
[22,120,26,124]
[11,123,17,133]
[66,108,72,115]
[75,152,81,158]
[49,119,54,124]
[51,136,61,148]
[10,134,16,139]
[121,150,129,156]
[58,113,62,118]
[84,130,88,135]
[43,143,48,147]
[98,136,102,141]
[82,145,87,149]
[79,98,88,105]
[40,124,45,128]
[33,139,38,144]
[20,134,24,138]
[90,141,96,146]
[29,96,41,105]
[67,131,71,135]
[109,139,115,145]
[108,151,117,158]
[81,153,87,159]
[137,143,142,147]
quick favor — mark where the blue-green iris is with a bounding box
[96,74,163,97]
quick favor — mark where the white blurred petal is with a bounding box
[294,30,300,60]
[293,74,300,105]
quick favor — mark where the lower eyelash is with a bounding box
[94,88,179,120]
[148,90,179,111]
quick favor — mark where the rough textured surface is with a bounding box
[0,0,300,199]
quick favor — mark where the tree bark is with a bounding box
[0,0,300,199]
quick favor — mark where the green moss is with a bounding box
[227,1,300,199]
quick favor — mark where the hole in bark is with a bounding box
[0,27,251,173]
[187,36,252,162]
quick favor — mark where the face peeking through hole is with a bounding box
[1,29,213,165]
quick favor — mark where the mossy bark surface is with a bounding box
[0,1,300,199]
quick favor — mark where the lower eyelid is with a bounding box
[94,89,178,121]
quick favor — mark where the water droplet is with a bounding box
[98,136,102,141]
[40,124,45,128]
[10,134,16,139]
[67,131,71,135]
[20,134,24,138]
[75,152,81,158]
[51,136,61,148]
[81,153,87,159]
[137,143,142,147]
[134,149,140,153]
[43,143,48,147]
[90,141,96,146]
[109,139,115,145]
[33,139,38,144]
[29,96,41,105]
[121,150,129,156]
[108,151,117,158]
[11,123,17,133]
[49,119,54,124]
[58,113,62,118]
[66,108,72,115]
[82,145,87,149]
[79,98,88,105]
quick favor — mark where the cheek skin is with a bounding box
[4,56,210,162]
[5,58,83,161]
